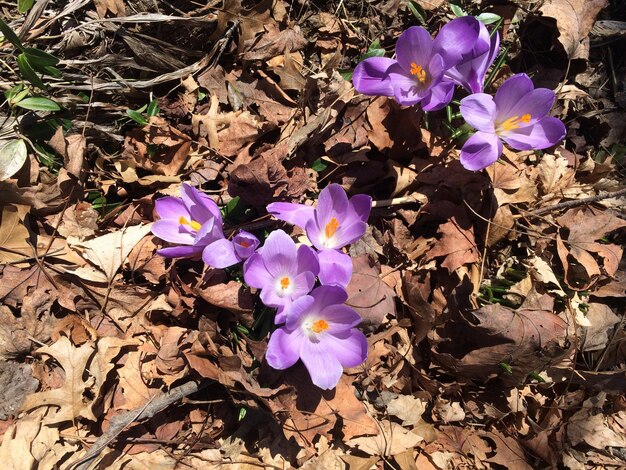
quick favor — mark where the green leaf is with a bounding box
[16,97,60,111]
[407,0,427,26]
[17,53,46,90]
[338,69,353,81]
[126,109,148,126]
[23,48,60,66]
[18,0,35,13]
[311,158,328,172]
[0,139,28,181]
[450,4,465,17]
[476,12,502,25]
[4,84,27,105]
[0,18,24,51]
[498,361,513,374]
[359,39,386,60]
[146,99,160,117]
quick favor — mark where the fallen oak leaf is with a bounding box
[67,223,153,282]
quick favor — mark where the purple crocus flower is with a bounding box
[267,184,371,288]
[152,184,223,258]
[265,285,368,390]
[444,21,500,94]
[353,17,486,110]
[202,230,260,268]
[152,184,259,269]
[243,229,319,309]
[459,73,567,171]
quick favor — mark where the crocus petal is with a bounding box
[300,340,344,390]
[349,194,372,223]
[232,231,260,259]
[181,184,221,222]
[318,250,353,288]
[202,238,241,268]
[433,16,483,67]
[420,80,455,111]
[500,117,566,150]
[309,285,349,313]
[296,245,320,277]
[265,328,303,370]
[499,88,555,128]
[316,184,349,223]
[289,271,317,301]
[261,230,297,277]
[243,253,272,289]
[460,93,497,132]
[151,219,196,245]
[155,197,190,220]
[321,330,368,368]
[157,245,203,258]
[395,26,433,74]
[194,218,223,247]
[494,73,535,119]
[332,220,368,249]
[352,57,397,97]
[274,305,287,325]
[284,295,316,329]
[460,131,503,171]
[322,304,363,332]
[386,63,424,106]
[266,202,315,230]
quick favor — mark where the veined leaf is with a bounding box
[0,18,24,51]
[476,12,502,25]
[16,97,61,111]
[18,0,35,13]
[17,54,46,90]
[23,47,60,66]
[126,109,148,126]
[0,139,28,181]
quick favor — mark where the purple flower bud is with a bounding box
[265,286,367,390]
[459,73,567,171]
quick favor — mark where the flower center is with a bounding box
[410,63,427,83]
[280,277,291,289]
[498,114,531,132]
[179,216,202,231]
[239,240,251,248]
[311,319,329,334]
[325,217,340,239]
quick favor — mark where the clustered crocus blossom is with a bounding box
[352,16,566,171]
[151,183,372,390]
[151,184,259,268]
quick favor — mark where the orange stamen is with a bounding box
[280,277,290,289]
[239,240,251,248]
[325,217,340,239]
[410,63,427,83]
[311,319,329,334]
[499,113,531,132]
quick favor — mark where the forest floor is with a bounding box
[0,0,625,468]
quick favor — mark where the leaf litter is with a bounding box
[0,0,625,468]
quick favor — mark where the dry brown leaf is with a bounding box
[242,24,307,61]
[581,303,620,351]
[539,0,609,60]
[53,202,99,241]
[22,337,98,423]
[425,214,479,273]
[346,421,422,457]
[346,254,396,326]
[386,394,428,426]
[209,0,274,53]
[93,0,126,18]
[0,204,32,264]
[68,224,153,282]
[568,409,626,449]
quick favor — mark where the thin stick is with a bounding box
[68,380,208,470]
[526,188,626,217]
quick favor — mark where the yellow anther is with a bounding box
[410,63,427,83]
[325,217,340,239]
[499,113,531,132]
[179,216,202,231]
[280,277,290,289]
[311,319,329,334]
